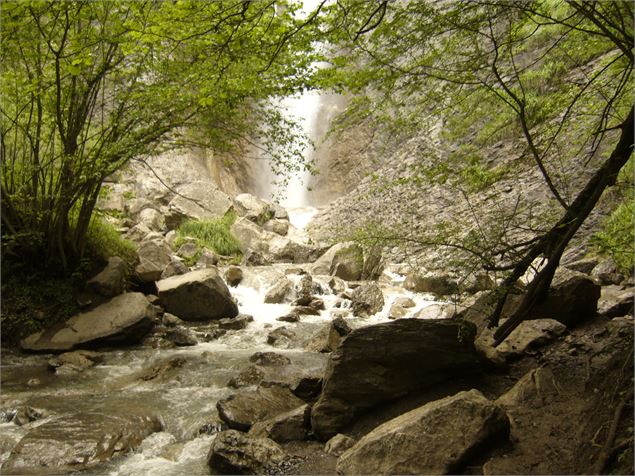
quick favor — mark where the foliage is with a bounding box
[82,215,137,268]
[174,212,242,259]
[592,195,634,274]
[1,0,320,272]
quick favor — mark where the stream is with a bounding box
[0,256,447,475]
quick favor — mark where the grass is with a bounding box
[174,211,242,259]
[83,214,137,268]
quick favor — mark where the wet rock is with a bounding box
[234,193,272,224]
[249,352,291,367]
[139,356,188,381]
[86,257,127,297]
[304,317,351,353]
[1,405,162,475]
[162,312,184,327]
[309,298,326,311]
[330,243,364,281]
[12,406,49,426]
[135,238,172,282]
[311,319,480,440]
[598,285,634,317]
[249,404,311,443]
[217,383,305,431]
[228,366,265,388]
[495,319,567,357]
[336,390,509,475]
[165,328,197,346]
[328,276,347,294]
[351,283,384,317]
[242,250,270,266]
[48,350,102,374]
[293,305,321,316]
[267,327,297,348]
[294,274,314,305]
[157,268,238,321]
[325,434,356,457]
[264,278,294,304]
[21,293,156,352]
[277,312,300,323]
[219,314,254,331]
[225,266,243,286]
[404,272,457,296]
[207,429,287,475]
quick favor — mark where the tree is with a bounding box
[317,0,633,342]
[1,0,320,271]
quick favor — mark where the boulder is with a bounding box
[464,273,496,293]
[165,182,233,229]
[48,350,102,374]
[86,256,127,297]
[196,248,218,268]
[125,223,152,242]
[1,405,162,475]
[336,390,509,475]
[233,193,272,224]
[217,383,306,431]
[351,283,384,317]
[231,217,269,255]
[164,328,197,346]
[495,319,567,357]
[135,238,172,282]
[264,278,294,304]
[404,272,457,296]
[388,297,416,319]
[138,207,166,231]
[267,327,297,348]
[304,317,351,353]
[277,312,300,323]
[591,258,624,285]
[176,241,198,260]
[248,405,311,443]
[269,235,314,263]
[249,351,291,367]
[161,257,188,279]
[598,285,634,317]
[11,406,50,426]
[325,434,356,457]
[219,314,253,331]
[225,266,243,286]
[294,274,313,305]
[564,257,599,275]
[21,293,155,352]
[207,430,287,475]
[310,243,355,276]
[228,366,265,389]
[310,319,480,440]
[264,219,289,236]
[162,312,184,327]
[330,244,364,281]
[328,276,347,294]
[496,367,560,408]
[157,268,238,321]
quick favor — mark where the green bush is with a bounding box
[592,196,634,274]
[175,212,242,258]
[83,215,137,267]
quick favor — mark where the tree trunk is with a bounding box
[490,106,634,345]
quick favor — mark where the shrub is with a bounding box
[83,215,137,268]
[592,196,634,275]
[175,212,242,258]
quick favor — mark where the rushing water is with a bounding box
[0,264,446,475]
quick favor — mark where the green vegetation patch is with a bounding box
[83,215,137,268]
[174,212,242,259]
[592,196,634,275]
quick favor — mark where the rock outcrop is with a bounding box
[21,293,155,352]
[207,430,287,475]
[336,390,509,475]
[311,319,480,440]
[157,268,238,321]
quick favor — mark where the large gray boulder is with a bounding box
[217,383,305,431]
[351,283,384,317]
[135,238,172,282]
[1,405,162,475]
[21,293,155,352]
[165,182,233,229]
[86,256,127,297]
[207,430,287,475]
[248,404,311,443]
[336,390,509,475]
[231,217,269,255]
[157,268,238,321]
[264,277,293,304]
[233,193,272,224]
[311,319,480,440]
[330,243,364,281]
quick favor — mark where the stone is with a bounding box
[496,367,560,408]
[162,312,184,327]
[219,314,254,331]
[11,406,49,426]
[464,273,496,293]
[86,257,127,297]
[161,257,188,279]
[336,390,509,475]
[495,319,567,357]
[277,312,300,323]
[304,317,351,353]
[207,430,287,475]
[135,238,173,282]
[228,366,265,388]
[291,376,323,401]
[598,285,634,317]
[249,352,291,367]
[269,235,314,263]
[272,204,289,220]
[125,223,152,242]
[196,248,219,267]
[248,405,311,443]
[293,305,321,316]
[592,258,624,285]
[404,272,457,296]
[267,327,297,348]
[165,328,197,346]
[225,266,243,286]
[324,434,356,457]
[1,405,162,475]
[242,250,269,266]
[309,298,326,311]
[176,241,198,260]
[217,383,306,431]
[264,278,294,304]
[48,350,101,374]
[21,293,156,352]
[330,243,364,281]
[294,274,313,305]
[310,243,355,276]
[351,283,384,317]
[231,217,269,255]
[264,219,289,236]
[388,297,416,319]
[328,276,347,294]
[139,356,188,381]
[565,257,599,275]
[138,207,166,231]
[166,182,233,228]
[234,193,272,223]
[311,319,480,440]
[157,268,238,321]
